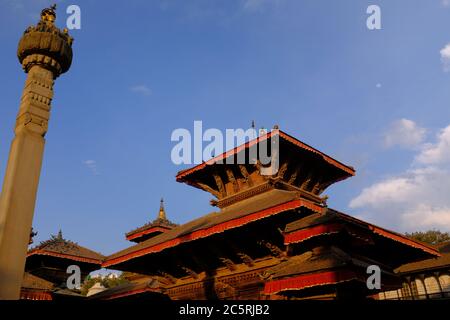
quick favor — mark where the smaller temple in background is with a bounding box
[379,241,450,300]
[126,198,178,243]
[21,230,103,300]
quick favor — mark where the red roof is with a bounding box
[103,190,321,268]
[176,129,355,181]
[27,232,104,264]
[283,209,439,257]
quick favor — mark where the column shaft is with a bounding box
[0,66,53,299]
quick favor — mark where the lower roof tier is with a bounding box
[103,188,439,278]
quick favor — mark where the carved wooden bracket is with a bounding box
[239,164,253,187]
[180,266,198,279]
[213,171,226,198]
[237,253,254,267]
[258,240,286,260]
[225,167,239,193]
[158,271,177,284]
[219,257,236,271]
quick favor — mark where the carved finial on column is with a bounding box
[40,4,57,24]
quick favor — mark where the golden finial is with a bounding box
[40,4,57,24]
[158,198,166,220]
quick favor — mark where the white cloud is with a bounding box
[383,119,426,149]
[440,43,450,72]
[130,85,152,96]
[416,125,450,164]
[350,123,450,232]
[442,0,450,8]
[403,204,450,230]
[350,167,450,232]
[349,175,417,209]
[83,160,99,175]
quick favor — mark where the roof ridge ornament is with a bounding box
[158,198,167,220]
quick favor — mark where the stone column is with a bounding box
[0,5,73,299]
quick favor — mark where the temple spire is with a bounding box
[158,198,166,220]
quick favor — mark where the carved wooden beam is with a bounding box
[277,161,289,180]
[219,257,236,271]
[180,266,199,279]
[212,171,226,197]
[196,181,221,198]
[300,172,314,190]
[311,174,323,194]
[238,164,253,187]
[237,253,254,267]
[158,271,177,284]
[225,167,239,193]
[258,240,286,260]
[288,164,302,185]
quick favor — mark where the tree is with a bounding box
[80,272,130,296]
[405,230,450,245]
[80,276,100,296]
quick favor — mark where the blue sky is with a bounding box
[1,0,450,256]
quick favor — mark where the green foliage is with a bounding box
[405,230,450,245]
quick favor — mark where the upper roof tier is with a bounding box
[176,129,355,208]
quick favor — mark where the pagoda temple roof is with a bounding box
[396,241,450,274]
[175,129,356,209]
[104,189,322,268]
[126,218,177,239]
[262,247,357,279]
[27,231,104,264]
[283,209,439,257]
[126,199,178,243]
[176,129,355,181]
[263,246,395,279]
[263,247,402,295]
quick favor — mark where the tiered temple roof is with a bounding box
[126,199,178,243]
[176,130,355,208]
[26,230,104,285]
[102,129,439,300]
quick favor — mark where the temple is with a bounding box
[21,230,103,300]
[126,199,178,243]
[3,5,448,302]
[96,129,439,300]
